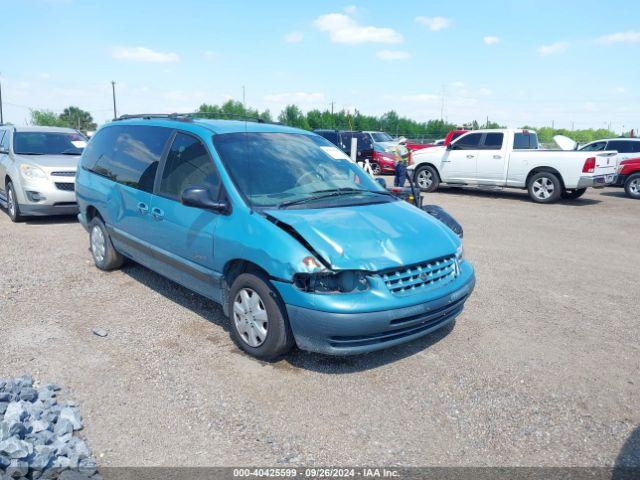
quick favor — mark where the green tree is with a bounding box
[278,105,309,129]
[59,106,97,131]
[30,109,66,127]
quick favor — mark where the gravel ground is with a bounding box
[0,186,638,467]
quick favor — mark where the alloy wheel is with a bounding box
[90,226,106,264]
[233,288,269,347]
[532,177,555,200]
[417,169,433,189]
[630,178,640,196]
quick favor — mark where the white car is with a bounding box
[555,135,640,162]
[408,129,617,203]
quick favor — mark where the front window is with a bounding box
[13,131,87,155]
[212,132,391,209]
[371,132,393,142]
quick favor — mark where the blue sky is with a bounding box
[1,0,638,132]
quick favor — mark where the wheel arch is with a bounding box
[526,166,566,190]
[221,259,273,317]
[414,162,442,182]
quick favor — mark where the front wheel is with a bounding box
[89,217,124,271]
[562,188,587,200]
[370,162,381,176]
[624,173,640,199]
[528,172,562,204]
[6,182,24,223]
[229,273,295,360]
[414,165,440,192]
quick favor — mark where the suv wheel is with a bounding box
[89,217,124,271]
[6,182,24,223]
[624,173,640,199]
[415,165,440,192]
[528,172,562,203]
[229,273,295,360]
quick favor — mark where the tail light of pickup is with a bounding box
[582,157,596,174]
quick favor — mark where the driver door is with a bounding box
[440,132,483,183]
[148,131,222,299]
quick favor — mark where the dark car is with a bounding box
[314,130,374,164]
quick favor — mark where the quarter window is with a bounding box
[85,125,172,193]
[159,133,220,200]
[0,130,9,152]
[606,140,636,153]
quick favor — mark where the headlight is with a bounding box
[293,270,370,293]
[456,245,464,261]
[20,164,48,181]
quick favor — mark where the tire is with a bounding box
[624,173,640,199]
[5,182,24,223]
[527,171,562,204]
[414,165,440,192]
[561,188,587,200]
[370,162,381,176]
[229,272,295,360]
[88,217,124,271]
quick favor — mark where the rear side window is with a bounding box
[452,133,482,149]
[513,132,539,149]
[607,140,639,153]
[83,125,172,192]
[159,132,220,201]
[482,133,504,150]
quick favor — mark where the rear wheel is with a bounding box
[229,273,295,360]
[370,162,381,175]
[89,217,124,271]
[528,172,562,204]
[562,188,587,200]
[624,173,640,199]
[414,165,440,192]
[6,182,24,223]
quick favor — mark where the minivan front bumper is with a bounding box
[280,263,475,355]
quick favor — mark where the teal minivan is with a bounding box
[76,115,475,359]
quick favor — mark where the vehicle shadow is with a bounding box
[613,425,640,479]
[118,261,453,371]
[22,214,79,225]
[599,190,634,200]
[429,187,602,206]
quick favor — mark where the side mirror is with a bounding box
[181,185,228,213]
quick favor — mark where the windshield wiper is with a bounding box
[15,152,45,155]
[60,152,82,155]
[277,188,394,209]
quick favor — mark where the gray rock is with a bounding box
[92,327,108,337]
[0,437,32,459]
[78,457,97,474]
[30,419,50,434]
[30,430,54,446]
[59,408,82,431]
[6,459,29,478]
[4,403,27,423]
[0,392,12,402]
[0,453,10,468]
[53,419,73,438]
[18,375,33,388]
[51,455,71,469]
[18,388,38,403]
[66,438,90,460]
[29,445,54,470]
[43,384,60,392]
[0,402,8,415]
[59,471,92,480]
[7,421,26,439]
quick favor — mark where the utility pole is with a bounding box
[242,85,246,109]
[111,81,117,120]
[331,101,334,116]
[551,119,554,130]
[571,121,574,131]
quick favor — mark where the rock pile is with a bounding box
[0,375,99,479]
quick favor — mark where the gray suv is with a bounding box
[0,126,87,222]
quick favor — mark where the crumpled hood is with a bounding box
[265,201,459,271]
[13,154,80,170]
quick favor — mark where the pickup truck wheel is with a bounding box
[528,172,562,203]
[415,165,439,192]
[89,217,124,271]
[624,173,640,199]
[561,188,587,200]
[370,162,381,175]
[229,273,295,360]
[6,182,24,223]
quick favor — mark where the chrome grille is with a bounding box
[380,255,459,295]
[50,171,76,177]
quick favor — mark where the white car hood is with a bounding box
[553,135,577,151]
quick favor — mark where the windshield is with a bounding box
[14,132,87,155]
[371,132,393,142]
[212,132,389,209]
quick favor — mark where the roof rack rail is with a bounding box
[115,112,275,124]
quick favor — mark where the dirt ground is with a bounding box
[1,185,638,467]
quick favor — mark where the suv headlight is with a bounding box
[20,164,48,181]
[293,270,370,294]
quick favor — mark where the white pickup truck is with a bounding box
[408,129,617,203]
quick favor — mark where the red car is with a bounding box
[612,157,640,199]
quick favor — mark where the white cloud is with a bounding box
[284,31,303,43]
[614,86,626,94]
[483,36,500,45]
[111,46,180,63]
[314,13,402,44]
[538,42,568,56]
[343,5,357,14]
[596,30,640,44]
[376,49,410,61]
[264,92,325,104]
[203,51,215,61]
[415,16,452,32]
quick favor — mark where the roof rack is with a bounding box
[115,112,273,124]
